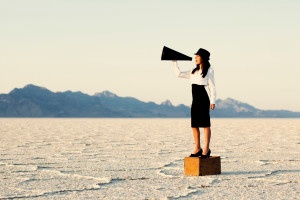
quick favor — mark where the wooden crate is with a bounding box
[184,156,221,176]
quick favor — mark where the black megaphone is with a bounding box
[161,46,192,61]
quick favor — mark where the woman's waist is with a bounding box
[192,84,206,88]
[192,84,209,99]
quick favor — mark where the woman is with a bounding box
[173,48,216,158]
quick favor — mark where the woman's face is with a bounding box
[195,55,202,65]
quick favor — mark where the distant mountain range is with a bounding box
[0,84,299,118]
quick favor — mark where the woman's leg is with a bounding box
[203,127,211,155]
[192,127,201,154]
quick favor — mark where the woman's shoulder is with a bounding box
[208,67,214,73]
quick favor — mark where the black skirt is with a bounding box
[191,84,211,127]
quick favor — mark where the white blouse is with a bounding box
[173,61,216,104]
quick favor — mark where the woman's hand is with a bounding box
[210,104,215,110]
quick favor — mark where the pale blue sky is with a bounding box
[1,0,300,111]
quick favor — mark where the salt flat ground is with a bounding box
[0,118,299,199]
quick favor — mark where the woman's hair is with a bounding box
[192,59,211,78]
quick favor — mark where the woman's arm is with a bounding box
[173,61,190,79]
[207,68,216,105]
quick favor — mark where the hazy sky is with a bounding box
[1,0,300,111]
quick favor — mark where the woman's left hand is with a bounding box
[210,104,215,110]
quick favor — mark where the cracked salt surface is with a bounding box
[0,118,299,199]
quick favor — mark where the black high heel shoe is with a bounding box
[190,149,202,157]
[201,149,211,158]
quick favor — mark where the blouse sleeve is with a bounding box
[173,61,190,79]
[207,68,216,104]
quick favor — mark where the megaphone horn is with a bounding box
[161,46,192,61]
